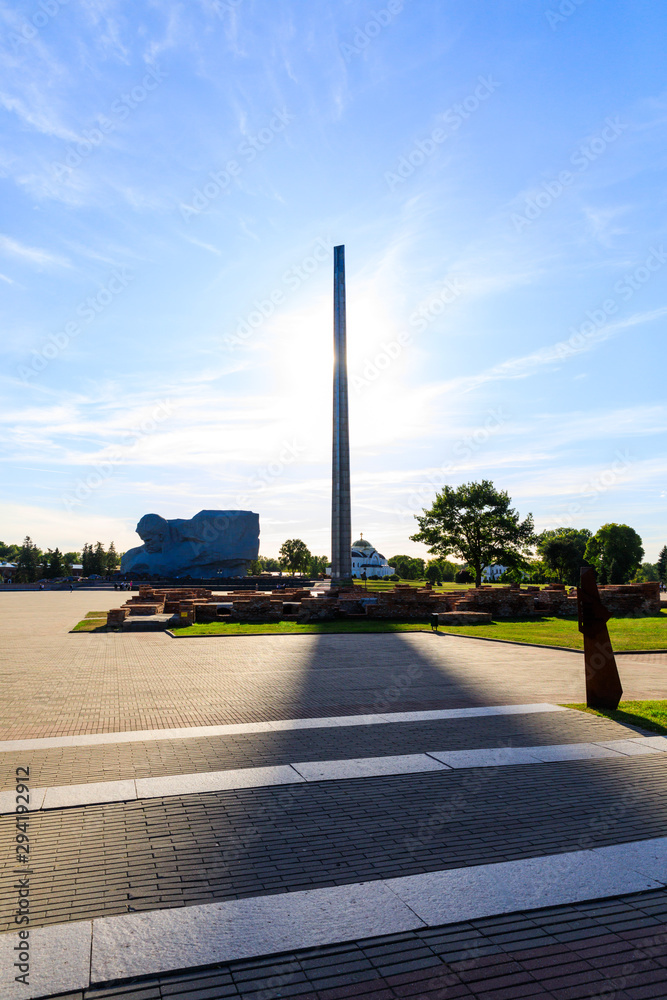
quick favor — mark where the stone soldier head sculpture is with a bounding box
[136,514,170,554]
[121,510,260,578]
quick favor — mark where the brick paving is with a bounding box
[50,888,667,999]
[0,711,638,790]
[2,591,667,999]
[3,753,667,932]
[1,593,666,740]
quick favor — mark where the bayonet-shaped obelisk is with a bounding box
[331,245,352,581]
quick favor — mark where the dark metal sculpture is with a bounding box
[577,566,622,710]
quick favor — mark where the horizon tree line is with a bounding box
[1,539,121,583]
[2,492,665,586]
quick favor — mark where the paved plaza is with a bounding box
[1,591,667,999]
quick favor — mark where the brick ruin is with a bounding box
[106,581,662,628]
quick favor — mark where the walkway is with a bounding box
[1,592,666,999]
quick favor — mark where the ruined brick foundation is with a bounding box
[106,581,662,628]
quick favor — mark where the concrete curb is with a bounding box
[165,626,431,638]
[165,625,665,655]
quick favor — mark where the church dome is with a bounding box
[352,534,373,550]
[328,533,394,578]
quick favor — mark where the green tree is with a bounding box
[411,480,535,588]
[250,556,284,574]
[279,538,311,575]
[0,542,21,561]
[436,559,458,582]
[307,555,328,577]
[389,555,410,578]
[105,542,119,574]
[658,546,667,584]
[81,543,93,576]
[425,561,442,585]
[92,542,106,575]
[632,562,659,583]
[584,524,644,584]
[46,548,64,579]
[63,552,80,574]
[536,528,592,585]
[262,557,281,572]
[389,555,425,580]
[525,559,549,584]
[16,537,42,583]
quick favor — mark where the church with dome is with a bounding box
[326,535,394,579]
[350,535,395,579]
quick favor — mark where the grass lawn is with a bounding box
[565,701,667,736]
[352,579,533,592]
[171,620,434,637]
[170,611,666,647]
[71,611,110,632]
[434,612,667,651]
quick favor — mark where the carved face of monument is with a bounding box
[136,514,168,554]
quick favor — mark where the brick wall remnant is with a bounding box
[113,580,661,627]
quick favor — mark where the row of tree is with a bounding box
[412,480,665,587]
[248,544,328,578]
[4,484,665,588]
[2,538,121,583]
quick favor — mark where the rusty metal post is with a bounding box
[577,566,622,710]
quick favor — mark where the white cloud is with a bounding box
[0,234,70,269]
[0,501,136,551]
[0,91,79,141]
[430,306,667,398]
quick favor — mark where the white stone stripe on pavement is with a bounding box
[3,837,667,1000]
[0,703,566,752]
[1,736,666,815]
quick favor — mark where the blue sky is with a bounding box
[1,0,666,560]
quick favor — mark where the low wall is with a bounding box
[106,581,663,628]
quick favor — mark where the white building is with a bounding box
[0,561,16,581]
[482,564,509,582]
[350,535,395,578]
[326,535,395,578]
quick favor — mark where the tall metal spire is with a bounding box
[331,245,351,581]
